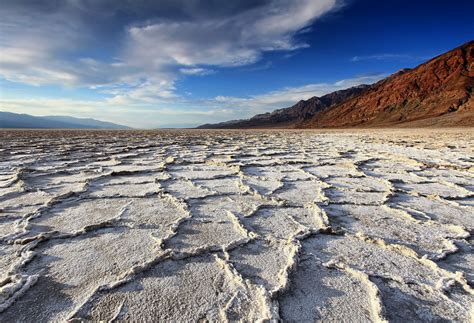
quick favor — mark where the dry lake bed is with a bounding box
[0,129,473,322]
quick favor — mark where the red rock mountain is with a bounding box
[198,41,473,128]
[302,40,474,127]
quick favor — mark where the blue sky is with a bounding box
[0,0,473,128]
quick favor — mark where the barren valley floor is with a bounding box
[0,129,473,321]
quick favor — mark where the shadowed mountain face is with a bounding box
[302,40,474,128]
[199,41,474,129]
[0,112,131,129]
[197,85,370,129]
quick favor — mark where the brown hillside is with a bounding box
[303,41,474,127]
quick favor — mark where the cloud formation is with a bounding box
[125,0,336,67]
[0,0,339,103]
[208,74,385,115]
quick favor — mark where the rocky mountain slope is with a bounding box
[302,40,473,127]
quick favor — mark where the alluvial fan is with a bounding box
[0,129,473,322]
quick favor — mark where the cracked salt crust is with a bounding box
[0,128,473,321]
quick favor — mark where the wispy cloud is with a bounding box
[179,68,214,76]
[125,0,337,68]
[207,74,385,115]
[0,0,340,104]
[350,53,426,62]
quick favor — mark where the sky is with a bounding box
[0,0,473,128]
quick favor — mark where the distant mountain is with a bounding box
[0,112,131,129]
[199,40,473,129]
[198,85,369,129]
[301,40,474,127]
[43,115,131,129]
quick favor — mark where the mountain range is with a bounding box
[198,85,370,129]
[199,40,474,128]
[0,112,130,129]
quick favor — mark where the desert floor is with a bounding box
[0,129,473,321]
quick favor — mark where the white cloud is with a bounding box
[179,67,214,75]
[0,0,340,104]
[126,0,337,68]
[208,74,385,115]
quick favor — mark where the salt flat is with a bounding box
[0,129,473,322]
